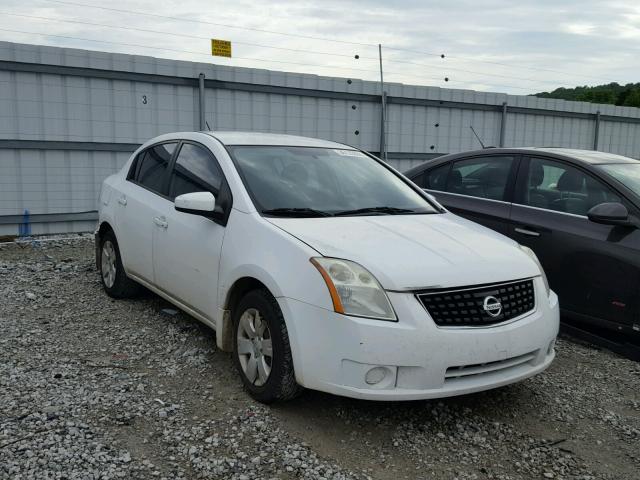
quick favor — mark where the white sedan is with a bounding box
[96,131,559,403]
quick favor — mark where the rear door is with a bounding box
[418,154,519,234]
[509,155,639,329]
[115,142,177,282]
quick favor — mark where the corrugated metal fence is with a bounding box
[2,41,640,235]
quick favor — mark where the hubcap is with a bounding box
[101,241,117,288]
[237,308,272,387]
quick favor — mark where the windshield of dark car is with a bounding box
[599,163,640,197]
[229,146,437,216]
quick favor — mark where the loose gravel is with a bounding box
[1,237,638,480]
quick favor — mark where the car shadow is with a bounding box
[275,379,539,419]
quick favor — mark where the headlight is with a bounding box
[518,245,550,296]
[310,257,397,321]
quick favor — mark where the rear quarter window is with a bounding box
[127,152,143,181]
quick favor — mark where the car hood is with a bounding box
[267,213,540,290]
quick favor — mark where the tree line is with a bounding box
[535,83,640,108]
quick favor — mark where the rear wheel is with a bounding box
[99,230,142,298]
[232,289,302,403]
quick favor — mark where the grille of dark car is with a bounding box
[416,279,535,327]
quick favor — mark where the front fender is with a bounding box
[216,210,335,366]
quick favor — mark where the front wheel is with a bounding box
[232,289,302,403]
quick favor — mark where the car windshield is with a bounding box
[229,146,438,216]
[599,163,640,197]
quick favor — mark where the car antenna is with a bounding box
[469,126,486,149]
[205,121,212,131]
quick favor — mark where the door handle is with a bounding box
[117,196,127,206]
[515,227,540,237]
[153,216,168,229]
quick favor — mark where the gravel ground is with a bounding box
[1,237,638,480]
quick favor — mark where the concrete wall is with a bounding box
[2,41,640,235]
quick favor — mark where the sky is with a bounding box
[1,0,640,95]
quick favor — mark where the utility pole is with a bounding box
[198,73,206,131]
[378,44,387,162]
[593,110,601,150]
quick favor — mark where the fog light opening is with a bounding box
[365,366,387,385]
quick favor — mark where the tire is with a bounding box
[232,289,302,403]
[99,230,142,299]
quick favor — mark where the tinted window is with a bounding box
[127,152,143,180]
[447,156,514,201]
[229,147,436,214]
[523,157,620,216]
[169,143,223,199]
[136,143,177,193]
[424,163,450,190]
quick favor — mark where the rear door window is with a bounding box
[447,156,515,201]
[134,143,177,194]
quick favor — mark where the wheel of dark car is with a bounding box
[99,230,142,298]
[232,289,302,403]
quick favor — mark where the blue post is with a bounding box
[19,209,31,237]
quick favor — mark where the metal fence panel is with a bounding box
[0,148,130,236]
[0,72,199,143]
[504,113,595,150]
[598,120,640,157]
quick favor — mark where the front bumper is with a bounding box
[279,277,559,401]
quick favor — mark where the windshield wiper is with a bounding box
[333,206,417,216]
[261,207,333,217]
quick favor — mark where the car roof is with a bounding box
[404,147,638,176]
[203,131,356,149]
[523,148,638,165]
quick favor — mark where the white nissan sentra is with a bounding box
[96,131,559,403]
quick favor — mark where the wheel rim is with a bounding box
[101,241,117,288]
[237,308,272,387]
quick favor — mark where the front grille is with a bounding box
[416,279,535,327]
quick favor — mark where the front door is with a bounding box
[152,142,228,322]
[509,156,640,330]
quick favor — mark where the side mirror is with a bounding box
[175,191,217,217]
[587,202,631,226]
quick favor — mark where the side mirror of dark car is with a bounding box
[587,202,632,227]
[175,191,220,218]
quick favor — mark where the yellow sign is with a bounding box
[211,39,232,58]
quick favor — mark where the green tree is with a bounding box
[534,82,640,107]
[621,88,640,108]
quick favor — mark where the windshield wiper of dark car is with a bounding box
[333,206,417,216]
[261,207,334,217]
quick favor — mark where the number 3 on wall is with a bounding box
[142,95,148,104]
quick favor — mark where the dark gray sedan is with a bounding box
[404,147,640,335]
